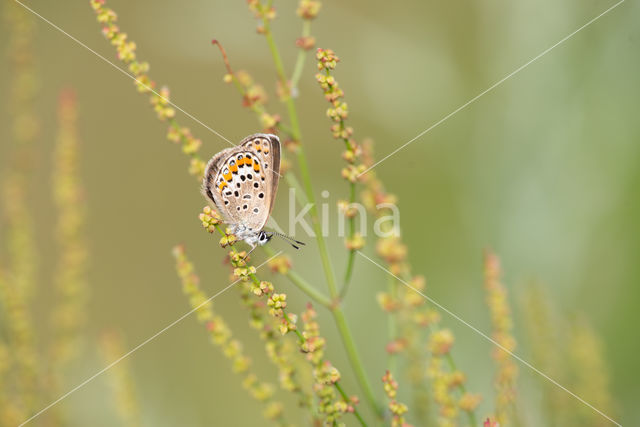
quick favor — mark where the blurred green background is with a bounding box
[1,0,639,425]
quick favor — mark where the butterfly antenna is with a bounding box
[268,232,306,250]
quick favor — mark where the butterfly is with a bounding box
[202,133,304,254]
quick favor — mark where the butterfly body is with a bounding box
[202,133,281,251]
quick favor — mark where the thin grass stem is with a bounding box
[259,13,382,418]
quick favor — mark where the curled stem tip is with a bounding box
[212,39,234,75]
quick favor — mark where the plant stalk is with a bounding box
[340,181,357,299]
[260,13,382,418]
[262,246,331,308]
[331,306,383,418]
[290,20,311,91]
[445,346,478,426]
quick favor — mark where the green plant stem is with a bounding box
[214,14,326,298]
[339,181,357,299]
[445,351,478,426]
[246,270,367,427]
[261,16,340,300]
[379,255,478,425]
[213,31,330,310]
[261,246,331,307]
[290,20,311,91]
[287,269,331,307]
[215,224,368,424]
[260,8,382,419]
[331,306,382,418]
[335,382,367,427]
[320,73,357,298]
[294,146,341,297]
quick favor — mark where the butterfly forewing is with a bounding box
[202,134,280,233]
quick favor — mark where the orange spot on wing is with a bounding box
[218,182,227,191]
[229,163,238,173]
[253,160,260,172]
[223,171,232,181]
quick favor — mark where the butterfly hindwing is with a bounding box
[202,134,280,233]
[240,134,280,217]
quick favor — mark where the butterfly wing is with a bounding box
[202,146,238,220]
[240,133,281,217]
[202,134,280,232]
